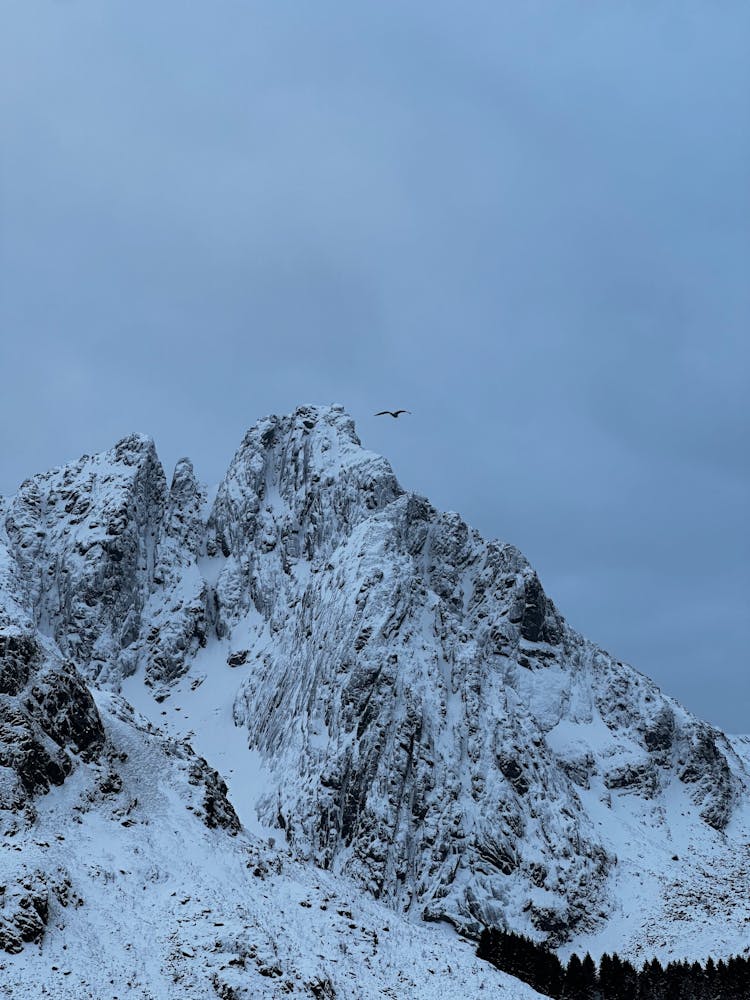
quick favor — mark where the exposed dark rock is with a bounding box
[520,573,547,642]
[0,699,71,797]
[643,706,676,754]
[604,761,658,797]
[227,650,249,668]
[0,634,38,696]
[188,758,240,834]
[0,628,103,827]
[678,727,734,830]
[26,661,104,758]
[497,753,530,796]
[531,905,570,943]
[0,870,54,954]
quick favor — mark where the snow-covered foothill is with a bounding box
[0,688,542,999]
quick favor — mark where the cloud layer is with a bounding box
[2,2,748,728]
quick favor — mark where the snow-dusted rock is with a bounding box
[2,403,749,974]
[3,433,166,683]
[144,457,211,689]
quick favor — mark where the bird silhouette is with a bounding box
[374,409,411,418]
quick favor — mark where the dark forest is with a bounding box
[478,927,750,999]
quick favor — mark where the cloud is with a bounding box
[1,0,748,727]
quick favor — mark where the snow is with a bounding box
[0,693,543,999]
[122,635,276,837]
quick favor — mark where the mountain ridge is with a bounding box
[1,404,748,983]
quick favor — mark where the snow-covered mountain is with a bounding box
[1,404,748,993]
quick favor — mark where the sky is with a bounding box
[1,2,748,730]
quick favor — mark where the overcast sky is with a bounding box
[1,2,748,730]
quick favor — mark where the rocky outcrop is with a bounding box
[0,869,51,953]
[1,439,212,691]
[3,434,166,683]
[0,623,104,826]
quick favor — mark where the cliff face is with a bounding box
[2,404,748,961]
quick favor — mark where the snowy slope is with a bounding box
[2,403,749,982]
[0,691,542,999]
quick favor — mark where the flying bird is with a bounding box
[374,409,411,418]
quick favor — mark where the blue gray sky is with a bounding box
[2,2,748,729]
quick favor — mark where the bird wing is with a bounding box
[394,409,411,415]
[374,411,391,416]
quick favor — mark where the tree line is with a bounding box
[477,927,750,999]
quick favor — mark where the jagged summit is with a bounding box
[2,405,749,977]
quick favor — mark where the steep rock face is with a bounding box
[198,407,744,942]
[230,492,612,938]
[2,440,211,691]
[142,458,210,689]
[0,642,103,808]
[205,405,402,632]
[1,404,748,955]
[0,525,105,829]
[0,526,105,953]
[3,434,166,682]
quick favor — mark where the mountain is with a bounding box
[1,404,748,992]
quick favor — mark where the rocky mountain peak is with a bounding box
[204,404,403,632]
[2,406,749,963]
[209,404,401,542]
[111,431,160,465]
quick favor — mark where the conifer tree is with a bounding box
[581,952,598,999]
[599,952,626,999]
[638,957,666,1000]
[562,953,584,998]
[620,956,638,1000]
